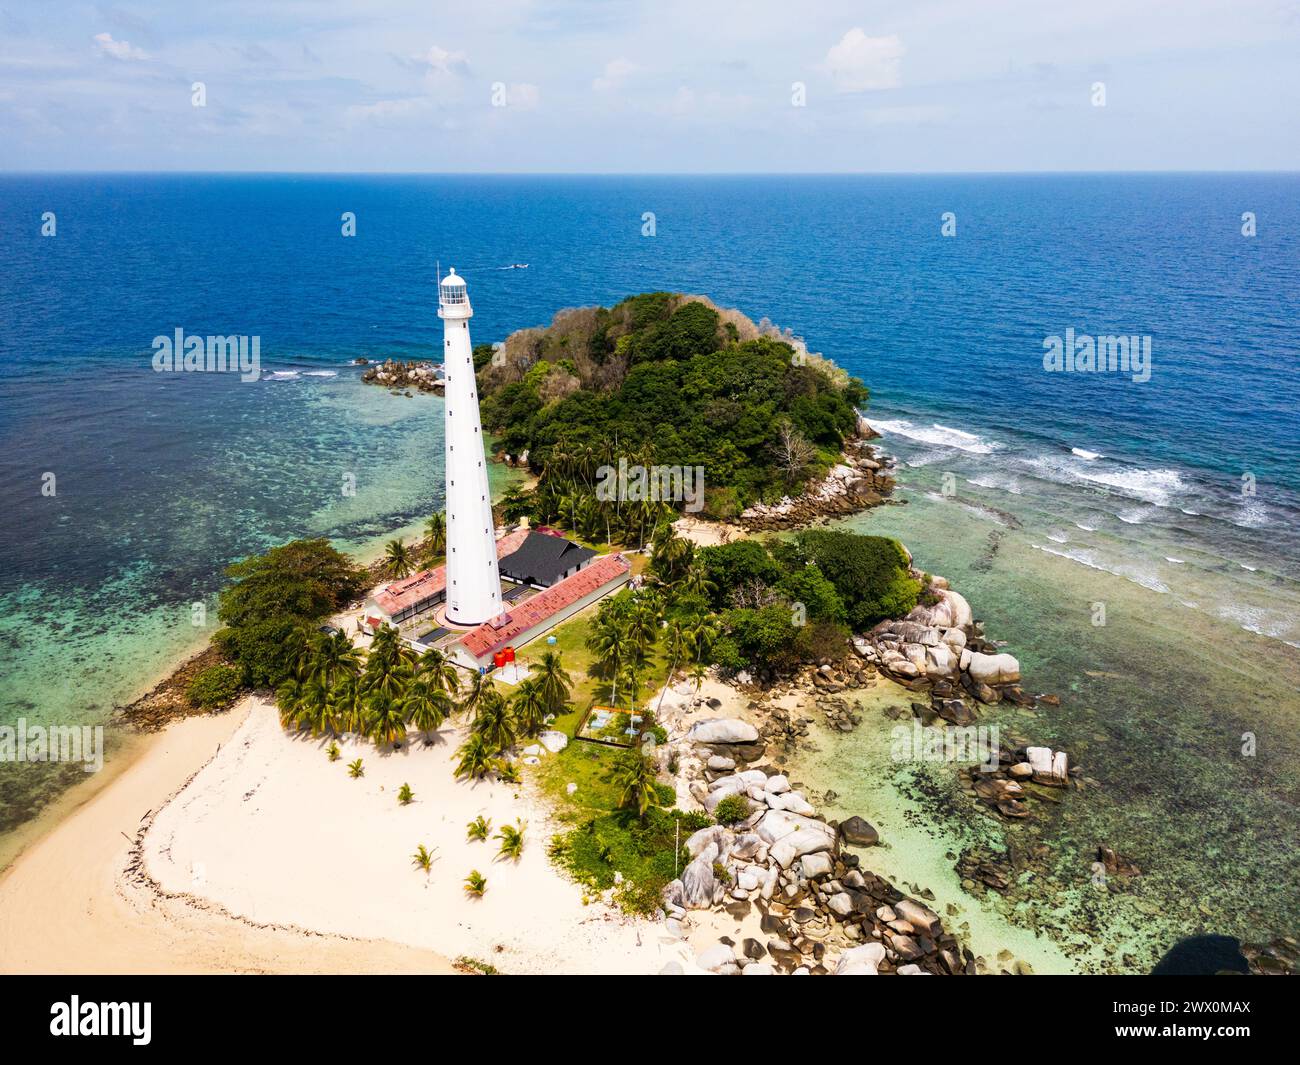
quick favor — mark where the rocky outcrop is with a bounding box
[361,358,443,393]
[659,695,976,976]
[737,441,897,531]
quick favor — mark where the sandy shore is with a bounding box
[0,701,453,974]
[138,697,717,974]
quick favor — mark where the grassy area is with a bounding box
[514,590,701,915]
[512,590,674,740]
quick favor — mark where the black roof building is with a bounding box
[498,531,597,588]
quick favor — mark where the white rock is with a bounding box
[708,769,767,792]
[680,855,719,909]
[764,774,791,795]
[706,754,735,771]
[925,644,958,677]
[827,892,854,917]
[685,825,734,858]
[897,964,930,975]
[799,852,833,879]
[942,627,967,649]
[696,943,735,972]
[538,730,568,753]
[834,942,886,975]
[742,963,774,975]
[770,827,835,870]
[966,651,1021,685]
[756,810,836,846]
[894,898,942,937]
[769,791,816,816]
[688,718,760,745]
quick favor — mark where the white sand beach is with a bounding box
[0,703,453,974]
[138,696,712,974]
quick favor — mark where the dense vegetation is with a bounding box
[214,539,367,688]
[654,527,920,676]
[477,293,868,524]
[185,664,243,709]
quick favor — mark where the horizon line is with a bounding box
[2,168,1299,178]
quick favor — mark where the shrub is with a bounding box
[792,530,921,630]
[186,665,242,709]
[713,793,753,824]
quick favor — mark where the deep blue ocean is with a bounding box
[2,174,1298,964]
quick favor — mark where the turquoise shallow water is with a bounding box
[785,436,1300,972]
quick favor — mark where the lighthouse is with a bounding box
[438,268,504,627]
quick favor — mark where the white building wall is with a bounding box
[439,270,504,627]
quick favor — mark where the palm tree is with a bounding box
[472,688,517,753]
[424,512,446,560]
[363,690,408,748]
[467,815,491,841]
[404,676,453,744]
[528,650,572,716]
[495,821,526,862]
[398,783,414,805]
[307,630,362,690]
[679,562,718,601]
[651,521,693,583]
[586,617,630,706]
[454,732,496,780]
[384,538,415,579]
[275,676,306,730]
[612,750,660,819]
[282,625,313,681]
[464,870,487,897]
[510,678,549,737]
[689,662,707,695]
[459,670,490,720]
[418,646,460,695]
[326,740,341,762]
[331,673,367,735]
[362,624,416,701]
[297,676,335,736]
[347,757,365,778]
[412,844,434,873]
[618,660,643,716]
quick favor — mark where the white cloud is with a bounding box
[593,57,636,92]
[425,44,469,78]
[822,28,903,92]
[93,32,148,62]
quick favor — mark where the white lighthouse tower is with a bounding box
[438,268,504,627]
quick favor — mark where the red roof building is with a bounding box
[451,552,632,668]
[368,527,531,626]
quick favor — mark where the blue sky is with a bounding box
[2,1,1297,172]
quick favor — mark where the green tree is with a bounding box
[404,676,453,743]
[424,512,446,559]
[528,650,572,716]
[611,750,660,819]
[215,539,365,687]
[454,733,497,780]
[511,678,550,737]
[384,538,415,579]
